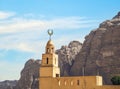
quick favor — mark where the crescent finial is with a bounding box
[47,29,53,40]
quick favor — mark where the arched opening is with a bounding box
[46,58,49,64]
[71,81,73,86]
[52,48,54,53]
[56,74,59,77]
[47,48,49,53]
[77,80,80,85]
[64,81,67,85]
[58,80,60,86]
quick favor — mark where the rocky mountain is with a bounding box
[56,41,82,76]
[70,12,120,84]
[14,59,41,89]
[0,80,17,89]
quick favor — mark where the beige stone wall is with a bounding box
[96,76,103,86]
[40,52,60,77]
[40,67,53,77]
[53,67,60,77]
[41,53,58,67]
[40,76,102,89]
[40,76,120,89]
[40,66,60,77]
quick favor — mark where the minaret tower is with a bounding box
[40,29,60,77]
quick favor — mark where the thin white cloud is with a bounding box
[0,11,15,19]
[17,43,33,52]
[0,34,39,52]
[0,11,100,54]
[0,14,99,34]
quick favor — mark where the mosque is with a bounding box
[39,30,120,89]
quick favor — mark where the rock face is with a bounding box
[15,59,41,89]
[0,80,17,89]
[56,41,82,76]
[70,12,120,84]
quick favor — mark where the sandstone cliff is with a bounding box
[0,80,17,89]
[70,12,120,84]
[56,41,82,76]
[14,59,41,89]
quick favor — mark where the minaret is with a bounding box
[40,29,60,77]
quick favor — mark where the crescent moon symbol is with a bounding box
[48,29,53,36]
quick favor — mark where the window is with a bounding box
[77,80,80,85]
[64,81,67,85]
[46,58,49,64]
[52,48,54,52]
[56,74,59,77]
[58,80,60,86]
[71,81,73,86]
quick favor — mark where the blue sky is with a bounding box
[0,0,120,81]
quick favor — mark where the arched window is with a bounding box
[58,80,60,86]
[46,58,49,64]
[52,48,54,52]
[64,81,67,85]
[71,81,73,86]
[77,80,80,85]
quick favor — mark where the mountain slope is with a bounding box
[70,12,120,84]
[56,41,82,76]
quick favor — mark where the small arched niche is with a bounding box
[46,57,49,64]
